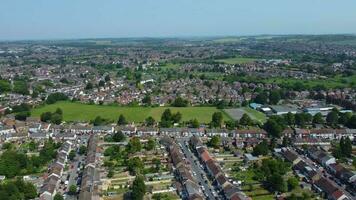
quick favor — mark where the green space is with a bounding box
[216,56,258,64]
[31,101,231,123]
[243,107,267,123]
[159,63,181,69]
[263,75,356,89]
[224,107,267,123]
[234,168,274,200]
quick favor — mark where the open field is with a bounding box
[31,101,231,123]
[216,56,258,64]
[263,75,356,89]
[224,107,267,123]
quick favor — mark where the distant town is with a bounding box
[0,35,355,200]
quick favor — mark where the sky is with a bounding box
[1,0,356,40]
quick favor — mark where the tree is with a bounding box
[264,119,283,138]
[15,111,30,121]
[240,113,253,126]
[171,96,189,107]
[347,115,356,128]
[145,138,156,151]
[284,112,295,126]
[340,137,352,158]
[40,112,52,122]
[295,113,306,127]
[112,131,126,142]
[269,90,281,105]
[131,175,146,200]
[225,120,236,130]
[55,108,63,115]
[68,185,77,195]
[107,169,114,178]
[326,111,338,126]
[54,194,64,200]
[46,92,68,104]
[252,140,269,156]
[338,112,352,125]
[105,75,111,82]
[127,137,142,153]
[68,150,76,161]
[207,136,221,149]
[211,112,223,128]
[312,113,324,124]
[117,114,127,125]
[85,82,93,90]
[287,177,299,191]
[142,94,152,106]
[145,116,155,127]
[254,92,268,104]
[98,80,106,87]
[190,118,200,128]
[161,109,172,122]
[267,174,287,192]
[92,116,108,126]
[172,112,182,123]
[50,113,63,125]
[127,157,144,175]
[78,145,87,155]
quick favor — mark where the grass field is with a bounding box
[263,75,356,89]
[31,101,231,123]
[216,56,258,64]
[234,169,274,200]
[224,107,267,123]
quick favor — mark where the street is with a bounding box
[177,138,219,200]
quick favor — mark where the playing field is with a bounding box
[216,56,258,64]
[224,107,267,123]
[31,101,231,123]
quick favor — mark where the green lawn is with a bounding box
[224,107,267,123]
[31,101,231,123]
[234,168,274,200]
[216,56,258,64]
[243,107,267,123]
[263,75,356,89]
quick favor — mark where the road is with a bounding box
[177,138,218,200]
[64,135,89,200]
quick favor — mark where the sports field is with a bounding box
[224,107,267,123]
[31,101,231,123]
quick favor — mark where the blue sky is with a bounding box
[1,0,356,40]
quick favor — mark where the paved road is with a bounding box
[177,139,218,200]
[65,135,89,200]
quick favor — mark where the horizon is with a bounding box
[2,0,356,40]
[2,33,356,43]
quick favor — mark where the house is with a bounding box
[234,129,267,139]
[189,135,203,149]
[136,127,159,136]
[117,125,136,136]
[314,177,346,200]
[54,131,77,141]
[92,126,114,134]
[40,176,60,200]
[206,129,229,137]
[29,131,49,140]
[160,128,182,136]
[282,149,301,165]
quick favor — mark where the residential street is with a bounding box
[177,138,218,200]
